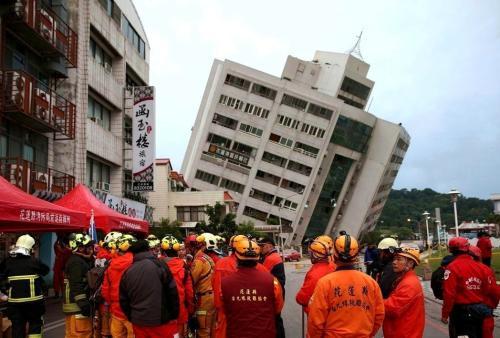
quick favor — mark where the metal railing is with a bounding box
[0,70,76,139]
[0,157,75,195]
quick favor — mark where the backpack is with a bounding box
[148,257,180,322]
[87,261,110,305]
[430,266,446,300]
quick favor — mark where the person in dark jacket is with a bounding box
[0,234,49,338]
[364,244,378,277]
[119,239,180,338]
[63,233,94,338]
[258,237,286,338]
[373,237,399,298]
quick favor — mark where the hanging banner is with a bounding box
[132,86,155,191]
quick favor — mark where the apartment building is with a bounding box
[181,51,410,245]
[149,158,235,229]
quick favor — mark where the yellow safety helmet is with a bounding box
[147,234,160,249]
[161,235,181,251]
[309,240,330,258]
[69,233,93,251]
[229,234,247,249]
[314,235,334,250]
[103,231,123,250]
[117,234,137,252]
[333,233,359,262]
[396,246,420,265]
[233,237,260,261]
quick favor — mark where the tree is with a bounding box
[237,220,264,239]
[150,218,183,240]
[194,202,238,239]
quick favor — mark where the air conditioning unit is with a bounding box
[35,88,51,122]
[39,9,54,43]
[96,181,110,192]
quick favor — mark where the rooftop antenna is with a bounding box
[347,31,364,60]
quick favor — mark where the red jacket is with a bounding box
[442,254,493,319]
[478,263,500,310]
[101,252,133,319]
[207,251,221,264]
[295,261,335,313]
[383,270,425,338]
[164,256,194,324]
[477,237,493,259]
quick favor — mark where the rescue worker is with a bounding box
[53,234,72,299]
[202,232,222,264]
[307,233,385,338]
[442,237,493,338]
[295,238,335,313]
[147,234,161,258]
[101,233,135,338]
[383,246,425,338]
[468,245,500,338]
[258,236,286,338]
[477,232,493,267]
[95,231,122,338]
[373,237,399,298]
[218,236,284,338]
[63,233,95,338]
[119,239,179,338]
[190,233,216,338]
[160,235,195,338]
[0,234,49,338]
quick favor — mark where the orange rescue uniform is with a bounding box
[191,250,216,338]
[307,267,384,338]
[383,270,425,338]
[295,261,335,313]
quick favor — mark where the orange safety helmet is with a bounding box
[233,237,260,261]
[448,237,469,252]
[333,233,359,262]
[314,235,334,250]
[229,234,247,249]
[396,246,420,265]
[309,240,330,259]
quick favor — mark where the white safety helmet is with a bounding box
[196,233,218,250]
[377,237,399,250]
[10,234,35,256]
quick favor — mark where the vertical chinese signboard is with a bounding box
[132,86,155,191]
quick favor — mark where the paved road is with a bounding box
[44,260,498,337]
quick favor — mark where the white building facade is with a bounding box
[181,51,410,245]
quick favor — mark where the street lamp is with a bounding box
[422,211,430,250]
[435,220,441,248]
[278,189,304,258]
[448,189,461,237]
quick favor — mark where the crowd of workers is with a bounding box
[0,229,496,338]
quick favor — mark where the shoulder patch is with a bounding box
[443,270,451,280]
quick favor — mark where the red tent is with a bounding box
[54,184,149,234]
[0,176,86,232]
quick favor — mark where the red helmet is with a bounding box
[184,234,197,245]
[468,245,482,260]
[448,237,469,252]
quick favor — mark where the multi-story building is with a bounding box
[181,51,410,245]
[149,158,235,231]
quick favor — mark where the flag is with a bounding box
[89,209,97,241]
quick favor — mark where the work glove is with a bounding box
[76,298,91,317]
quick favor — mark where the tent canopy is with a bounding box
[0,176,86,232]
[54,184,149,234]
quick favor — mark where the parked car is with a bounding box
[283,249,301,262]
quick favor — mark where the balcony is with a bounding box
[0,70,76,139]
[0,157,75,199]
[5,0,78,68]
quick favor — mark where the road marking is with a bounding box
[44,318,66,332]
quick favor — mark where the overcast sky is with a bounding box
[136,0,500,199]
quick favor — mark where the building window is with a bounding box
[261,151,287,168]
[330,115,372,153]
[250,188,274,204]
[121,15,146,59]
[251,83,277,100]
[224,74,251,91]
[269,133,293,148]
[340,77,371,101]
[281,94,308,111]
[124,116,132,145]
[243,206,268,222]
[273,198,298,211]
[397,138,409,151]
[232,142,256,157]
[87,96,111,130]
[293,142,319,158]
[177,206,205,222]
[277,114,299,129]
[98,0,121,25]
[195,170,220,185]
[212,113,238,130]
[390,154,403,164]
[207,133,231,149]
[280,179,305,194]
[89,38,112,72]
[239,123,263,137]
[244,103,270,119]
[307,103,333,120]
[255,170,280,186]
[220,178,245,194]
[287,160,312,176]
[219,95,245,111]
[86,156,111,188]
